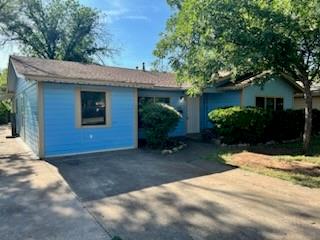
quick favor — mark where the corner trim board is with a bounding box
[38,81,45,159]
[134,88,138,148]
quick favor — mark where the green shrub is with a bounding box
[208,106,270,144]
[209,107,320,144]
[266,109,304,141]
[312,109,320,134]
[140,103,181,148]
[0,101,10,124]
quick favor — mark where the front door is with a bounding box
[186,97,200,134]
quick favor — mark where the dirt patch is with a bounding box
[231,152,320,177]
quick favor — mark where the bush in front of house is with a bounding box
[140,103,182,148]
[312,109,320,134]
[0,101,10,124]
[209,107,320,144]
[208,106,270,144]
[266,109,304,141]
[267,109,320,140]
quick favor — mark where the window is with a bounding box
[138,96,171,128]
[276,98,284,111]
[155,97,170,104]
[255,97,284,111]
[266,98,275,111]
[256,97,265,109]
[78,90,109,127]
[138,96,170,106]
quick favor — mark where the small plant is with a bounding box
[140,103,181,148]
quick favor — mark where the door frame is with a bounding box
[186,96,200,134]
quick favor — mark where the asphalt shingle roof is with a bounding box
[10,56,185,89]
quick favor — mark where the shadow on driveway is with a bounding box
[48,141,234,202]
[47,141,320,240]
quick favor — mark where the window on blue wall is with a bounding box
[81,91,106,126]
[255,97,284,111]
[256,97,265,109]
[266,98,275,110]
[155,97,170,104]
[138,96,171,128]
[276,98,284,111]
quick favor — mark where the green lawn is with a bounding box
[206,136,320,188]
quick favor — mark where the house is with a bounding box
[294,83,320,110]
[7,56,303,158]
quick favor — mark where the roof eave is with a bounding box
[22,74,187,90]
[23,74,156,88]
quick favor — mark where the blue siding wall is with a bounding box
[138,89,186,137]
[43,83,136,157]
[242,77,294,109]
[200,91,241,129]
[15,78,39,155]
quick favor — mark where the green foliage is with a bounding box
[155,0,320,152]
[209,107,269,144]
[0,69,7,93]
[0,101,10,124]
[140,103,181,148]
[155,0,320,90]
[209,107,320,144]
[266,110,304,141]
[0,0,114,63]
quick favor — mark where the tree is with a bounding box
[0,69,7,93]
[154,0,320,153]
[0,0,114,63]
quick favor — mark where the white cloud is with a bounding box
[102,0,149,23]
[124,15,149,21]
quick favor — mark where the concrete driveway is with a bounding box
[48,142,320,240]
[0,126,109,240]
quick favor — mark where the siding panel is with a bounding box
[15,78,39,155]
[43,83,135,157]
[200,91,241,129]
[242,77,294,109]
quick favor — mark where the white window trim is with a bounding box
[75,88,112,128]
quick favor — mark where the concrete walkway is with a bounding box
[0,126,110,240]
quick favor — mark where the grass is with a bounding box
[206,136,320,188]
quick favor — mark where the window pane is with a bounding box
[138,97,153,107]
[266,98,275,111]
[256,97,265,108]
[81,91,106,126]
[155,97,170,104]
[276,98,284,111]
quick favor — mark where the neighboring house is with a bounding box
[294,83,320,110]
[7,56,303,158]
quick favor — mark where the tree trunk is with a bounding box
[302,78,312,154]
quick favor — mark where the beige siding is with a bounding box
[294,96,320,110]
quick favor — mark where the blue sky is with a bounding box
[0,0,171,70]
